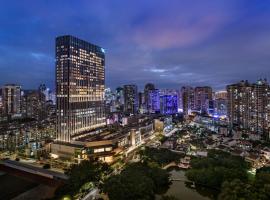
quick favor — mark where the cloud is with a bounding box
[131,14,229,49]
[30,52,52,61]
[1,0,270,90]
[144,67,167,73]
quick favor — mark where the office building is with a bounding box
[148,89,160,113]
[144,83,155,112]
[2,84,21,116]
[105,88,116,114]
[160,95,178,114]
[38,84,51,101]
[21,90,46,120]
[181,86,195,115]
[0,89,3,116]
[55,35,106,142]
[115,87,124,112]
[123,84,138,114]
[194,86,213,114]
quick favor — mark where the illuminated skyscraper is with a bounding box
[227,80,253,130]
[160,95,178,114]
[56,35,106,142]
[115,87,124,112]
[21,90,46,120]
[181,86,195,115]
[194,86,213,114]
[0,89,3,116]
[2,84,21,116]
[214,90,228,116]
[148,89,160,113]
[123,84,138,114]
[214,90,227,100]
[138,92,145,113]
[227,79,270,138]
[144,83,155,112]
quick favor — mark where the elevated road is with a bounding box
[0,159,68,186]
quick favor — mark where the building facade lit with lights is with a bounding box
[55,35,106,142]
[160,95,178,115]
[144,83,155,112]
[214,90,228,117]
[181,86,195,115]
[123,84,138,114]
[227,79,270,138]
[2,84,21,116]
[148,89,160,113]
[194,86,213,114]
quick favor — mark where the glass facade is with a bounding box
[56,35,106,142]
[160,95,178,114]
[148,89,160,113]
[123,85,138,114]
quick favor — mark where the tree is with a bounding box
[218,179,252,200]
[139,147,182,167]
[103,162,170,200]
[186,150,249,189]
[55,160,111,198]
[65,160,111,189]
[104,173,155,200]
[218,172,270,200]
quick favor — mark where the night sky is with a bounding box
[1,0,270,91]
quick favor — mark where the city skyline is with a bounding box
[1,2,270,200]
[1,1,270,90]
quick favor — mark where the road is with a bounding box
[82,188,99,200]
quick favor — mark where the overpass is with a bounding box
[0,159,68,185]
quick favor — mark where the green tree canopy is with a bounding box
[103,162,170,200]
[55,159,111,198]
[186,150,250,189]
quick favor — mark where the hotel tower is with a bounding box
[56,35,106,142]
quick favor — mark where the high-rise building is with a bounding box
[104,88,117,114]
[115,87,124,112]
[148,89,160,113]
[56,35,106,142]
[160,95,178,114]
[214,90,228,116]
[144,83,155,112]
[250,80,270,135]
[227,80,253,130]
[0,89,3,116]
[21,90,46,120]
[227,79,270,137]
[123,85,138,114]
[194,86,213,114]
[214,90,227,100]
[160,89,181,112]
[181,86,195,115]
[214,98,227,116]
[138,92,145,113]
[2,84,21,116]
[39,84,51,101]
